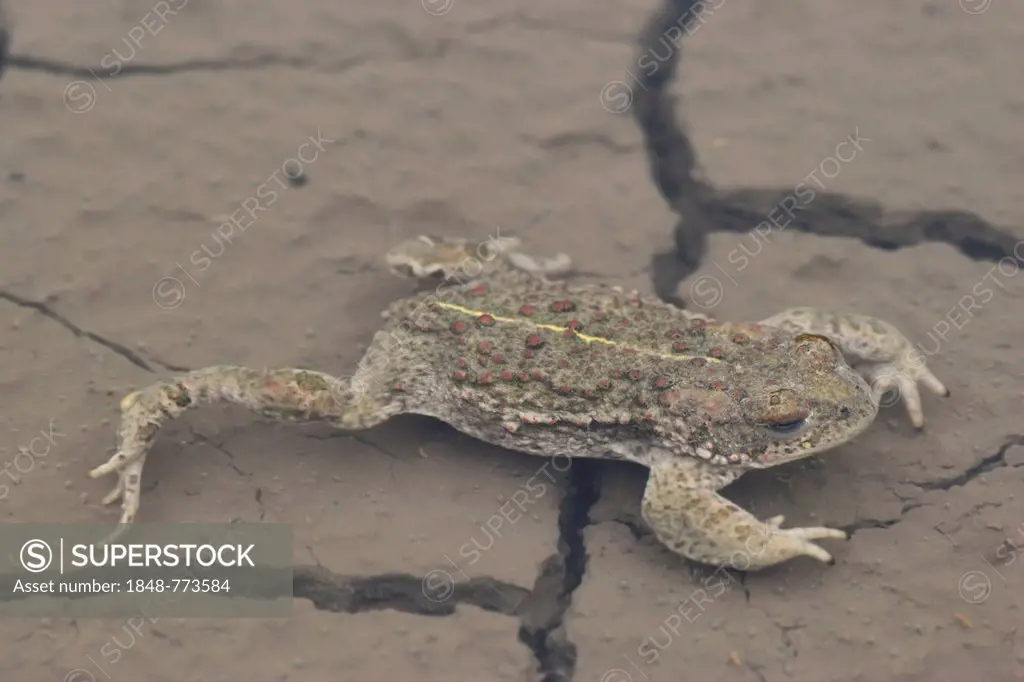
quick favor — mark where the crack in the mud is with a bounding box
[634,0,1024,306]
[0,11,360,83]
[517,459,602,682]
[4,52,367,80]
[0,289,189,373]
[910,434,1024,492]
[841,517,900,537]
[841,434,1024,537]
[609,516,647,540]
[0,5,7,81]
[771,620,802,663]
[295,566,530,617]
[0,563,530,616]
[187,429,252,479]
[301,431,406,462]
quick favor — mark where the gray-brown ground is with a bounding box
[1,0,1023,680]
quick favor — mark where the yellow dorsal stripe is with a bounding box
[435,301,721,363]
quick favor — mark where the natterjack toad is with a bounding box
[92,234,947,570]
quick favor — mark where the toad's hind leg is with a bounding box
[384,234,573,283]
[91,365,396,543]
[759,307,949,429]
[642,458,847,571]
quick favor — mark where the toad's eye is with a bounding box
[753,388,811,438]
[763,417,811,439]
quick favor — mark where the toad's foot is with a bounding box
[760,307,949,429]
[385,234,573,283]
[642,458,847,571]
[90,366,383,544]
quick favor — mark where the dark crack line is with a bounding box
[295,566,529,617]
[517,459,602,682]
[0,4,7,81]
[609,516,647,540]
[188,429,252,478]
[910,433,1024,492]
[744,664,769,682]
[3,52,367,80]
[523,132,637,155]
[0,5,364,81]
[0,289,189,373]
[841,517,899,536]
[634,0,1024,306]
[300,431,407,465]
[776,622,803,659]
[841,434,1024,537]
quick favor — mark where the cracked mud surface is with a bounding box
[1,0,1023,680]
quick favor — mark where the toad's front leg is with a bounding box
[642,459,847,571]
[759,307,949,429]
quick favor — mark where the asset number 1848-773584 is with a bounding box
[126,578,231,593]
